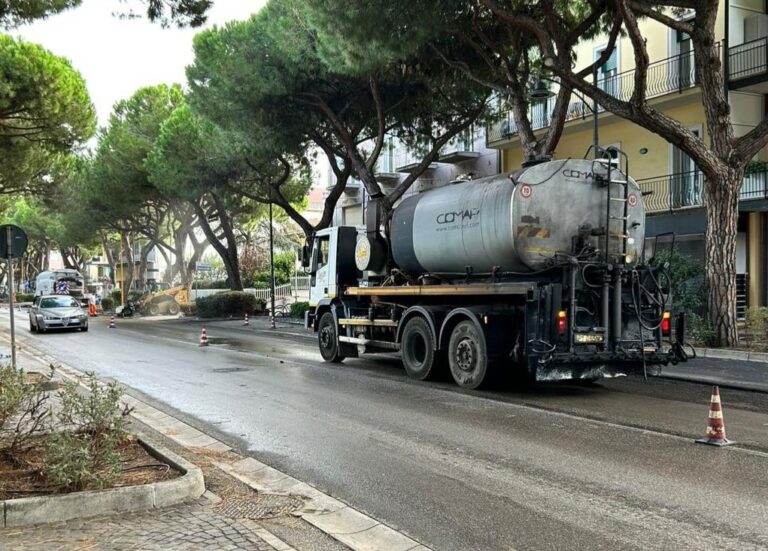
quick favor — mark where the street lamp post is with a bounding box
[269,190,276,330]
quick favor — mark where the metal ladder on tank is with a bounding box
[590,147,631,263]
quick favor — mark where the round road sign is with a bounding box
[0,224,28,259]
[627,193,638,207]
[519,184,533,198]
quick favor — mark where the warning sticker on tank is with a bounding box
[519,184,533,198]
[517,226,551,238]
[627,193,638,207]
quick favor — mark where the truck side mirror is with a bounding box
[300,245,310,268]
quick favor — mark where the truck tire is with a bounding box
[167,301,180,315]
[148,302,160,315]
[448,320,494,389]
[318,312,345,363]
[401,317,440,380]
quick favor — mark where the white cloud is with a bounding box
[15,0,264,126]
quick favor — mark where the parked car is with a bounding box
[29,294,89,333]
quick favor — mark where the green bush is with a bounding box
[180,303,197,317]
[110,290,123,305]
[15,292,35,303]
[0,365,51,457]
[650,250,705,314]
[745,307,768,350]
[195,291,258,318]
[100,297,115,311]
[45,374,131,492]
[194,279,229,289]
[290,301,310,319]
[687,312,717,347]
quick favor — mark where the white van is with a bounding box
[35,270,86,300]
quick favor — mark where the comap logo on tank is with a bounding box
[436,208,480,224]
[562,169,595,180]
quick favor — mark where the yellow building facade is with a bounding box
[487,1,768,313]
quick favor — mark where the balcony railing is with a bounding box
[729,36,768,82]
[487,46,714,145]
[636,169,768,214]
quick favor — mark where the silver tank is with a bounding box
[390,158,645,274]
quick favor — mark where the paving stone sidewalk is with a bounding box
[0,496,279,551]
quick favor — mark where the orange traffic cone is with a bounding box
[696,386,734,446]
[109,316,116,329]
[243,313,250,326]
[199,326,209,347]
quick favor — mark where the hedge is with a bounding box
[289,301,310,319]
[15,293,35,303]
[100,297,115,311]
[195,291,258,318]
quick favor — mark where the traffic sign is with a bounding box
[196,262,212,272]
[0,224,27,259]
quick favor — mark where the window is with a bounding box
[597,47,618,98]
[316,236,330,271]
[672,128,702,208]
[677,28,695,88]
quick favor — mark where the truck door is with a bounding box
[309,234,332,306]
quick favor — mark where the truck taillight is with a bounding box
[661,311,671,336]
[557,310,567,334]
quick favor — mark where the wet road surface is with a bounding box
[3,312,768,551]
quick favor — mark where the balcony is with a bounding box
[396,151,439,173]
[439,135,481,164]
[636,169,768,214]
[487,47,710,146]
[375,155,400,185]
[728,37,768,93]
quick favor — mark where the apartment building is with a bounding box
[486,1,768,315]
[330,126,501,227]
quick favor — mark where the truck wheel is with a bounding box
[401,317,440,380]
[448,320,492,389]
[318,312,345,363]
[148,303,160,315]
[167,302,180,315]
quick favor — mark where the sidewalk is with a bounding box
[0,335,427,551]
[661,350,768,393]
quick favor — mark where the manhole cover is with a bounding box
[217,494,303,520]
[212,367,251,373]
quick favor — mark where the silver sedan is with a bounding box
[29,295,89,333]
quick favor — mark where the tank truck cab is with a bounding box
[304,226,360,333]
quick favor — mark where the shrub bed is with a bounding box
[195,291,258,318]
[15,292,35,303]
[100,297,115,311]
[290,301,309,319]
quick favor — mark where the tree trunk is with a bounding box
[704,169,742,347]
[121,233,135,298]
[193,199,243,291]
[136,242,153,292]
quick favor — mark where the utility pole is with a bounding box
[6,226,16,369]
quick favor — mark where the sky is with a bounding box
[15,0,265,127]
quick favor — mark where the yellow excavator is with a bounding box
[138,286,190,316]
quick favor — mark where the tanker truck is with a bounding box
[303,153,691,389]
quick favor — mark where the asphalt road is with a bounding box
[3,311,768,551]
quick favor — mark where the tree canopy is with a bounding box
[0,0,213,28]
[0,34,95,194]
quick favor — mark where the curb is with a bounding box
[697,347,768,363]
[16,341,430,551]
[659,371,768,394]
[1,436,205,528]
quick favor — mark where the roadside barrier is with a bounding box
[270,315,276,330]
[199,326,209,347]
[243,313,249,327]
[696,385,734,446]
[109,316,116,329]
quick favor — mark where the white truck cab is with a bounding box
[308,226,361,307]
